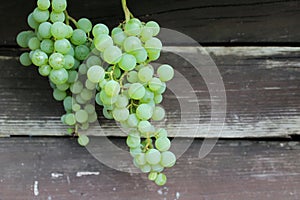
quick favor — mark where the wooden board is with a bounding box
[1,0,300,46]
[0,137,299,199]
[0,46,300,138]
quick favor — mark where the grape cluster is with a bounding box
[16,0,176,186]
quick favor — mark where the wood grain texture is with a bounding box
[0,137,299,200]
[1,0,300,46]
[0,46,300,137]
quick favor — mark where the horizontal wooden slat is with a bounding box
[0,138,299,199]
[0,46,299,137]
[1,0,300,45]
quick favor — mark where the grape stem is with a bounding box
[144,132,151,151]
[64,10,78,27]
[121,0,134,22]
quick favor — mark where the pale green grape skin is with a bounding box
[155,173,167,186]
[126,114,139,128]
[136,104,153,120]
[57,82,69,91]
[40,39,54,54]
[148,172,158,181]
[78,18,92,33]
[130,147,142,157]
[80,122,90,130]
[151,163,164,173]
[70,29,87,45]
[38,65,51,76]
[155,82,166,94]
[80,88,93,101]
[27,13,40,30]
[72,59,80,70]
[104,80,120,97]
[61,114,67,124]
[33,8,49,23]
[88,112,98,123]
[137,120,153,134]
[160,151,176,168]
[72,103,81,112]
[53,88,67,101]
[118,53,136,71]
[134,153,146,166]
[32,50,48,66]
[126,134,141,148]
[67,128,74,135]
[92,24,109,37]
[145,21,160,36]
[75,45,90,61]
[75,110,89,123]
[140,164,152,173]
[52,0,67,12]
[94,34,113,52]
[103,107,113,119]
[152,106,165,121]
[49,53,65,69]
[145,149,161,165]
[145,37,162,51]
[16,31,35,48]
[138,67,153,83]
[87,65,105,83]
[155,137,170,152]
[50,11,65,23]
[64,55,75,69]
[128,83,146,100]
[37,0,50,10]
[78,63,88,75]
[76,96,87,106]
[20,52,32,66]
[103,46,122,64]
[157,64,174,82]
[63,96,72,112]
[49,68,68,85]
[123,36,142,52]
[100,90,117,105]
[115,95,129,108]
[148,77,163,92]
[84,104,96,115]
[54,39,71,54]
[124,18,142,36]
[78,135,89,146]
[65,113,76,125]
[51,22,68,39]
[66,25,73,38]
[28,37,40,50]
[70,81,83,94]
[126,71,138,83]
[112,108,129,122]
[38,22,52,39]
[154,94,163,104]
[156,128,168,138]
[130,48,147,63]
[67,70,78,83]
[112,28,127,46]
[85,79,96,90]
[140,27,153,42]
[86,56,101,68]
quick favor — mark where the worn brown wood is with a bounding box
[1,0,300,46]
[0,46,300,137]
[0,137,299,199]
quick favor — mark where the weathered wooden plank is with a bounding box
[0,138,299,199]
[1,0,300,46]
[0,46,300,137]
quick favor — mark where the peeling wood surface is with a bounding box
[0,46,300,137]
[0,138,299,200]
[1,0,300,45]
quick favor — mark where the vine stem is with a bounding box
[121,0,133,22]
[64,10,78,27]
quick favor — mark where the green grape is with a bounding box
[64,55,75,69]
[128,83,145,100]
[49,68,68,84]
[70,29,87,45]
[63,96,72,112]
[88,112,98,123]
[72,59,80,70]
[51,22,68,39]
[75,110,89,123]
[140,89,154,103]
[50,11,65,23]
[136,103,153,120]
[112,66,122,79]
[123,36,142,52]
[38,65,51,76]
[148,77,163,92]
[152,106,165,121]
[38,22,52,39]
[160,151,176,167]
[40,39,54,54]
[67,70,78,83]
[115,95,129,108]
[79,63,88,75]
[75,45,90,60]
[61,114,67,124]
[126,133,141,148]
[86,56,101,68]
[145,21,160,36]
[145,149,161,165]
[104,80,120,97]
[85,79,96,90]
[53,88,67,101]
[157,64,174,82]
[130,47,147,63]
[80,88,93,101]
[134,153,146,166]
[138,67,153,83]
[52,0,67,12]
[92,23,109,37]
[65,113,76,125]
[72,103,81,112]
[100,90,117,105]
[138,120,153,134]
[154,94,163,104]
[66,25,73,38]
[37,0,50,10]
[80,122,90,130]
[84,104,95,115]
[126,114,139,128]
[148,172,158,181]
[67,128,74,135]
[33,8,49,23]
[155,82,166,94]
[155,173,167,186]
[112,27,127,46]
[151,163,164,173]
[66,46,74,56]
[49,53,65,69]
[16,31,35,48]
[56,82,69,91]
[94,34,113,52]
[112,107,129,122]
[78,18,92,33]
[155,137,170,152]
[140,26,153,42]
[32,50,48,66]
[126,71,138,83]
[140,164,151,173]
[99,79,107,89]
[87,65,105,83]
[54,39,71,54]
[78,135,89,146]
[124,18,142,36]
[103,107,113,119]
[145,37,162,51]
[70,81,83,94]
[19,52,32,66]
[103,45,122,64]
[28,37,40,50]
[27,13,39,29]
[147,49,160,62]
[155,128,168,138]
[130,147,142,157]
[118,53,136,71]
